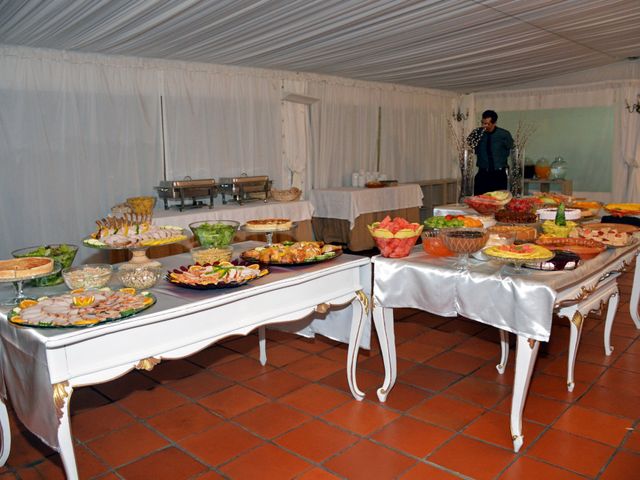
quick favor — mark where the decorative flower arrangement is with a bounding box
[509,120,537,197]
[447,120,485,201]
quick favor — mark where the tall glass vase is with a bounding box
[509,147,524,197]
[458,148,475,202]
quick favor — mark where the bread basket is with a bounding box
[271,187,302,202]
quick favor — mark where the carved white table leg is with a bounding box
[373,305,397,403]
[630,254,640,328]
[604,290,619,355]
[54,382,78,480]
[566,310,584,393]
[0,398,10,466]
[258,326,267,366]
[346,291,369,401]
[497,329,509,374]
[511,336,539,453]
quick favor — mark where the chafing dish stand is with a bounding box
[155,177,217,211]
[218,175,271,205]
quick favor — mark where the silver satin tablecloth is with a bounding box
[373,243,638,342]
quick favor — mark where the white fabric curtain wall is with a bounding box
[162,67,281,183]
[308,82,380,188]
[0,47,162,260]
[379,90,456,182]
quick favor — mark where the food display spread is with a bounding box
[8,289,155,327]
[0,257,53,280]
[167,262,268,288]
[84,215,186,248]
[244,218,293,232]
[241,241,342,264]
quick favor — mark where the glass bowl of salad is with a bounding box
[12,244,79,286]
[189,220,239,248]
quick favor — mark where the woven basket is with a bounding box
[271,187,302,202]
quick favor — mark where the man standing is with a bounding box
[471,110,514,195]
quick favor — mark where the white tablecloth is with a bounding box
[0,242,371,450]
[373,242,639,342]
[153,200,314,229]
[310,184,423,228]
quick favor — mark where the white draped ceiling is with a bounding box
[0,0,638,92]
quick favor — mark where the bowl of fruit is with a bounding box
[465,191,512,215]
[368,216,423,258]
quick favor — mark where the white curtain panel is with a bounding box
[282,101,309,192]
[379,89,456,182]
[308,81,380,188]
[162,66,281,182]
[0,46,162,260]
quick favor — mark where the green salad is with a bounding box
[13,244,78,286]
[192,223,237,248]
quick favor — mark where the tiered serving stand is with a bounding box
[0,263,62,306]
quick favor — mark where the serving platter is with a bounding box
[240,241,342,266]
[241,250,342,266]
[7,288,155,328]
[604,203,640,216]
[166,262,268,289]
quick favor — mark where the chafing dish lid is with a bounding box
[218,175,269,184]
[158,178,216,188]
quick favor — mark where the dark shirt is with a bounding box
[473,126,514,170]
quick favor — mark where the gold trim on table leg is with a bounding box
[355,289,370,314]
[315,303,330,314]
[570,311,584,329]
[135,357,161,371]
[53,381,70,421]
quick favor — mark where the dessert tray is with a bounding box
[166,262,268,289]
[7,288,155,328]
[241,242,342,265]
[570,225,637,247]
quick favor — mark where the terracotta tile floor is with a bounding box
[1,270,639,479]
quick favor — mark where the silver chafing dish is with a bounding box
[217,175,271,205]
[154,177,217,211]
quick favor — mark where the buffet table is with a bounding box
[0,243,371,480]
[369,242,639,452]
[310,184,423,251]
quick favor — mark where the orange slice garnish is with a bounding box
[119,287,136,295]
[70,288,85,294]
[18,299,38,309]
